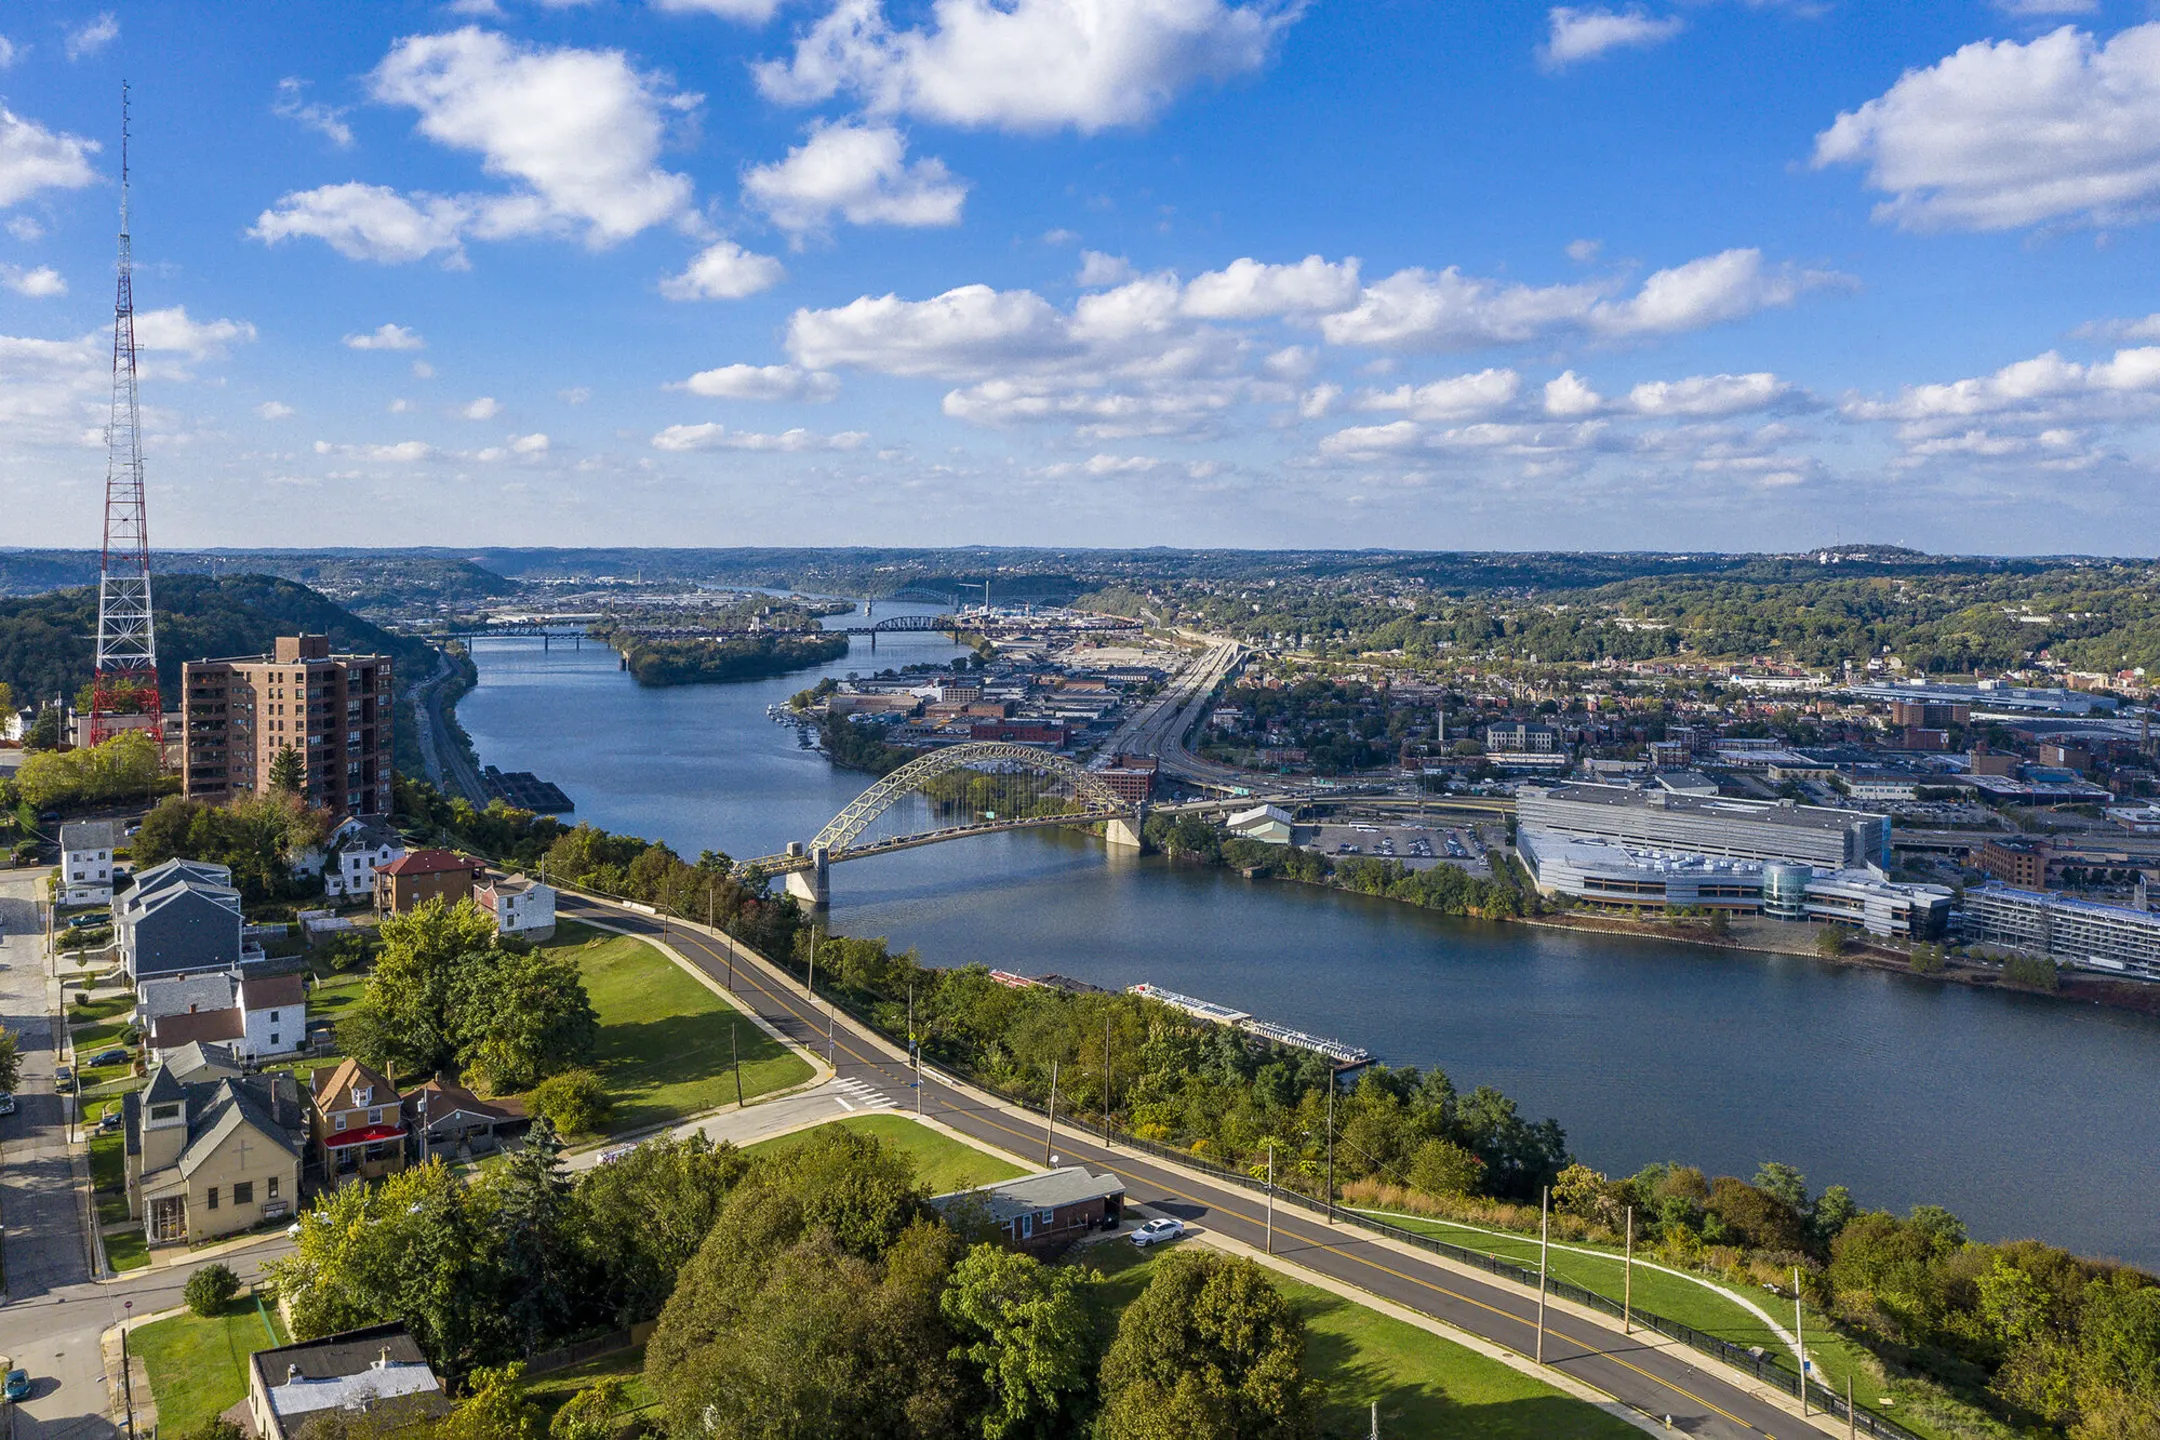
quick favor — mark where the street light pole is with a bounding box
[1325,1079,1336,1223]
[1795,1266,1808,1417]
[1536,1187,1550,1365]
[122,1298,135,1436]
[1265,1141,1276,1256]
[1624,1206,1634,1336]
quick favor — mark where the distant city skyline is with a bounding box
[3,1,2160,553]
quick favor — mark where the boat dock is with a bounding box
[1127,983,1371,1068]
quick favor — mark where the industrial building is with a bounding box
[1516,782,1888,869]
[1961,886,2160,981]
[181,635,393,817]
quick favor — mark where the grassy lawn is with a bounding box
[1359,1209,1890,1419]
[133,1295,288,1432]
[1086,1244,1641,1439]
[540,922,812,1135]
[745,1114,1029,1193]
[89,1126,131,1226]
[106,1229,149,1271]
[523,1345,657,1417]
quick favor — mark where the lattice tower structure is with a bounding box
[90,85,162,750]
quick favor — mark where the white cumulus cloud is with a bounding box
[0,105,100,208]
[1359,368,1522,421]
[344,323,426,351]
[510,432,550,453]
[1540,6,1684,70]
[650,422,869,451]
[652,0,793,20]
[65,13,118,61]
[1813,23,2160,231]
[462,396,501,419]
[743,120,967,234]
[789,284,1074,379]
[1543,370,1604,416]
[673,363,840,401]
[1181,255,1361,319]
[256,401,295,419]
[272,77,355,148]
[134,307,258,358]
[251,183,473,265]
[1,264,64,298]
[1626,371,1793,416]
[755,0,1303,133]
[660,239,787,300]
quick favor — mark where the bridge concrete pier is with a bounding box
[783,845,831,909]
[1104,804,1146,851]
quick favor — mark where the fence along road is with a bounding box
[559,891,1834,1440]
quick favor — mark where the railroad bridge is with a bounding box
[739,741,1144,906]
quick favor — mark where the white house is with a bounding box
[141,968,308,1063]
[1225,804,1295,846]
[324,818,406,900]
[476,874,556,941]
[60,820,118,905]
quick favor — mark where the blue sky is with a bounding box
[4,0,2160,554]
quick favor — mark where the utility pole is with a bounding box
[1325,1079,1336,1222]
[1264,1141,1277,1255]
[806,918,817,999]
[1623,1206,1634,1336]
[1846,1375,1856,1440]
[122,1297,135,1435]
[1536,1186,1550,1365]
[1102,1013,1113,1143]
[1044,1061,1059,1164]
[826,998,835,1065]
[731,1022,743,1108]
[1795,1266,1808,1417]
[1369,1400,1379,1440]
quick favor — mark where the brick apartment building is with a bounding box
[1977,838,2049,890]
[181,636,393,816]
[374,850,485,915]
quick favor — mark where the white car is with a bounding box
[1130,1217,1186,1248]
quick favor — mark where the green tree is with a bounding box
[1815,924,1850,958]
[341,897,501,1078]
[454,947,599,1093]
[435,1364,546,1440]
[572,1132,749,1326]
[485,1118,578,1355]
[1409,1138,1483,1199]
[268,743,307,794]
[184,1261,240,1317]
[939,1244,1096,1440]
[530,1068,612,1137]
[549,1380,626,1440]
[1097,1251,1317,1440]
[0,1028,20,1094]
[24,705,60,752]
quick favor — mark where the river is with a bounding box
[457,620,2160,1268]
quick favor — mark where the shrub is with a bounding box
[185,1262,240,1317]
[530,1067,612,1135]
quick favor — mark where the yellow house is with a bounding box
[125,1048,305,1246]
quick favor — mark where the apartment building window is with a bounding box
[234,1181,255,1205]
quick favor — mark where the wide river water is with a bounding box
[458,618,2160,1267]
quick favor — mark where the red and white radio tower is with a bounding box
[89,83,162,751]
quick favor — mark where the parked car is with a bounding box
[1130,1216,1186,1248]
[5,1366,30,1401]
[0,1094,14,1117]
[53,1065,73,1093]
[66,914,109,931]
[96,1110,122,1133]
[87,1048,128,1067]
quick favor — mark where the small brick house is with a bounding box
[930,1166,1126,1252]
[311,1058,409,1187]
[372,850,484,916]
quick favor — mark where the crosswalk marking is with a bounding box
[832,1076,894,1109]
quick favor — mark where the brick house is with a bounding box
[311,1058,409,1187]
[372,850,484,916]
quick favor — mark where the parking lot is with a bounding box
[1303,822,1490,875]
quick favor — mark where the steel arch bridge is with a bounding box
[739,742,1142,898]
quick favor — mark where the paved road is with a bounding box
[568,893,1824,1440]
[1095,638,1249,789]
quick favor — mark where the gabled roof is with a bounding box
[180,1079,303,1175]
[142,1064,186,1109]
[139,971,239,1022]
[312,1056,396,1112]
[930,1166,1125,1226]
[163,1040,244,1085]
[378,849,479,877]
[333,819,404,855]
[149,1008,246,1051]
[61,820,117,852]
[241,970,309,1010]
[401,1074,525,1128]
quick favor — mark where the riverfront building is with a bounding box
[1961,885,2160,981]
[181,635,393,817]
[1516,830,1951,938]
[1516,782,1888,870]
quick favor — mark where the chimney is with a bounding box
[377,1346,391,1369]
[287,1363,302,1383]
